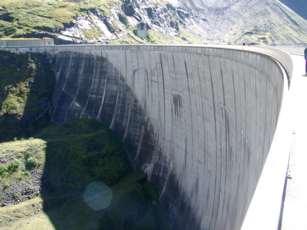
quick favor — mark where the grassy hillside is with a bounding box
[0,138,46,206]
[0,119,131,206]
[0,0,206,45]
[0,120,162,230]
[0,0,118,38]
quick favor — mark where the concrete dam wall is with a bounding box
[1,45,288,230]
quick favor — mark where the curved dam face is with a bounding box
[3,46,286,229]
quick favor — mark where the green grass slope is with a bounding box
[0,0,118,38]
[0,120,162,230]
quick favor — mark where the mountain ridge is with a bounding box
[280,0,307,19]
[179,0,307,44]
[0,0,306,45]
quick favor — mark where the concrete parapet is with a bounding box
[0,38,54,48]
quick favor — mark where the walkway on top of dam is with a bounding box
[281,51,307,230]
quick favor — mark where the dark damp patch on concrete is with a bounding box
[172,94,183,118]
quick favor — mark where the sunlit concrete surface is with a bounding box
[281,54,307,230]
[240,50,292,230]
[241,50,307,230]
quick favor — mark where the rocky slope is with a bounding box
[181,0,307,44]
[0,0,306,45]
[0,0,204,44]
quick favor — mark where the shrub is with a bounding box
[0,165,6,177]
[118,13,128,26]
[6,161,19,174]
[142,183,159,202]
[25,157,39,170]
